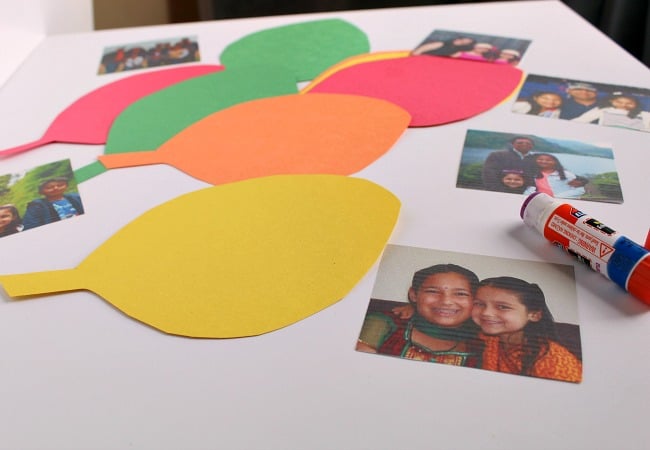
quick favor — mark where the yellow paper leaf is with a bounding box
[0,175,400,338]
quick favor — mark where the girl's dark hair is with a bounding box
[415,37,477,56]
[601,92,643,118]
[0,204,22,233]
[411,263,479,295]
[532,153,567,180]
[526,91,562,115]
[474,44,500,62]
[478,276,558,375]
[438,37,476,55]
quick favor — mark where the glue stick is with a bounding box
[520,192,650,305]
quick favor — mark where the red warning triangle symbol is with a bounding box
[600,243,614,258]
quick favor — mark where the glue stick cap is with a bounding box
[520,192,557,233]
[627,254,650,305]
[520,192,543,219]
[520,192,538,219]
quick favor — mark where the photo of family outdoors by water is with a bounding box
[455,129,623,203]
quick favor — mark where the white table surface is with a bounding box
[0,1,649,449]
[0,0,93,88]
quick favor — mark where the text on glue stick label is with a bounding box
[547,214,616,276]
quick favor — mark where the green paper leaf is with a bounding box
[219,19,370,81]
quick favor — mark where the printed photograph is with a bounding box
[98,36,200,74]
[356,244,582,383]
[0,159,84,237]
[412,29,531,66]
[456,129,623,203]
[512,74,650,132]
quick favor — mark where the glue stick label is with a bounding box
[522,192,650,304]
[542,204,619,278]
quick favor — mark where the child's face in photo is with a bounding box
[502,173,525,188]
[168,47,189,59]
[535,155,557,170]
[534,93,562,109]
[471,286,540,341]
[0,208,15,229]
[40,181,68,200]
[611,96,637,111]
[473,43,492,53]
[408,272,474,327]
[499,50,519,61]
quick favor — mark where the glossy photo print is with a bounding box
[512,74,650,132]
[0,159,84,237]
[456,129,623,203]
[98,36,200,74]
[411,29,531,66]
[355,244,582,383]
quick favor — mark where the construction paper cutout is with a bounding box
[74,161,107,184]
[219,19,370,82]
[98,93,410,185]
[301,51,410,93]
[75,64,298,183]
[0,65,223,158]
[0,175,401,338]
[306,55,523,127]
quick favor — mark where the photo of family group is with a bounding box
[0,160,84,238]
[456,129,623,203]
[512,74,650,132]
[355,245,582,383]
[98,36,200,74]
[411,29,531,66]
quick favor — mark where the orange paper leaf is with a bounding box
[99,93,410,184]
